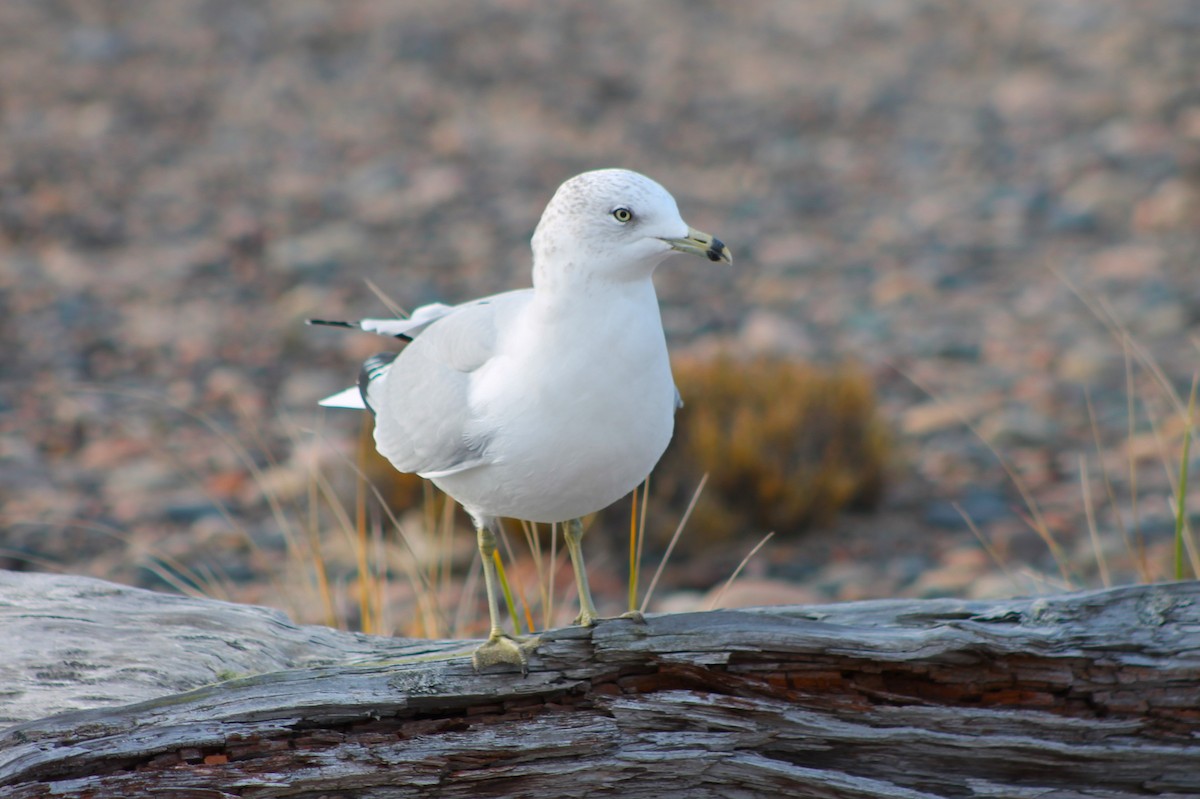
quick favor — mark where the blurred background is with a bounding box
[1,1,1198,635]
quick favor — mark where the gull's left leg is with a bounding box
[564,517,600,627]
[472,520,539,672]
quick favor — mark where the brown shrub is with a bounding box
[647,355,888,547]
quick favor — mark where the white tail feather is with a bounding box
[318,386,367,410]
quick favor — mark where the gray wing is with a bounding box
[312,294,527,411]
[369,291,527,478]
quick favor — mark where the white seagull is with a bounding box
[311,168,732,670]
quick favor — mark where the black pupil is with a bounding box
[616,209,629,220]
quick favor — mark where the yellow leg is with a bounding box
[472,524,538,673]
[565,518,600,627]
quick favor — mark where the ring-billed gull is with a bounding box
[311,168,732,670]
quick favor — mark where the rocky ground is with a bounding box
[1,1,1198,637]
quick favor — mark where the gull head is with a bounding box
[531,168,732,289]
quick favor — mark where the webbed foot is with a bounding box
[572,608,599,627]
[472,631,540,674]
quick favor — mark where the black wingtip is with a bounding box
[358,352,398,415]
[307,319,357,328]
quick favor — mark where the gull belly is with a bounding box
[433,281,675,523]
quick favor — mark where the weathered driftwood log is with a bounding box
[1,571,1197,798]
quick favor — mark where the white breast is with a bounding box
[433,280,675,523]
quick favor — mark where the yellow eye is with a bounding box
[612,207,633,223]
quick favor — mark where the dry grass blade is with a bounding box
[494,520,535,634]
[450,554,482,638]
[0,547,67,574]
[310,423,451,636]
[1174,373,1198,579]
[17,387,354,614]
[518,520,552,631]
[354,419,376,633]
[1140,385,1199,581]
[490,545,522,636]
[1079,456,1110,587]
[628,483,640,613]
[706,531,775,611]
[305,434,336,628]
[364,277,409,318]
[1084,387,1146,582]
[76,387,327,612]
[955,502,1021,590]
[1099,302,1188,419]
[1052,269,1200,584]
[1123,340,1148,579]
[1051,267,1188,415]
[625,479,653,613]
[895,368,1073,584]
[8,519,235,601]
[368,508,391,635]
[74,388,286,568]
[640,473,707,614]
[546,522,559,630]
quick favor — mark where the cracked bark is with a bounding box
[1,571,1198,798]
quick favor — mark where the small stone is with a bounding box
[902,396,1000,437]
[1057,342,1110,383]
[966,572,1020,600]
[1090,244,1164,281]
[737,310,813,357]
[1132,179,1200,233]
[1180,106,1200,139]
[910,555,987,598]
[991,70,1059,120]
[871,270,933,307]
[652,590,707,614]
[978,406,1060,447]
[753,232,822,269]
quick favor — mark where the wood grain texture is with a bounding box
[2,571,1198,798]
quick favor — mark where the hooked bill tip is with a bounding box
[706,237,728,262]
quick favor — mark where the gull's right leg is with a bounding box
[564,517,646,627]
[564,517,601,627]
[471,521,539,673]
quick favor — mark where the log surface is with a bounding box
[1,571,1198,798]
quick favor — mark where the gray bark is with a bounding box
[1,570,1197,798]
